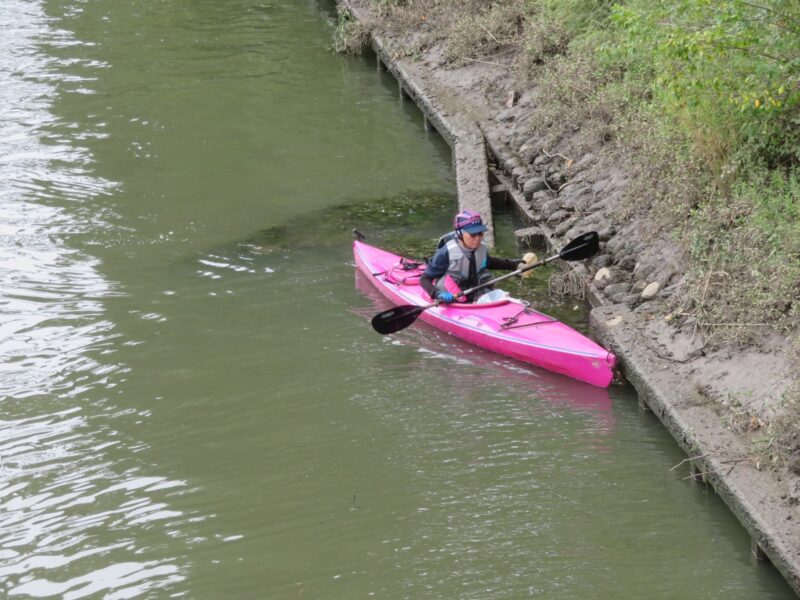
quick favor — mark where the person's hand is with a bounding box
[436,291,456,304]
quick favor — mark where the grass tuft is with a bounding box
[445,1,527,63]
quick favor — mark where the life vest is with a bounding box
[436,231,457,249]
[435,236,488,289]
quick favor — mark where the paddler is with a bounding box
[420,210,536,304]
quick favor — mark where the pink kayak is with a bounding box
[354,240,617,388]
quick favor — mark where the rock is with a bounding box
[532,190,555,204]
[633,262,655,282]
[788,452,800,475]
[595,267,612,284]
[588,200,606,213]
[604,282,632,303]
[595,279,611,292]
[581,212,603,226]
[542,198,562,214]
[554,218,576,236]
[503,156,523,174]
[641,281,661,300]
[532,153,550,168]
[597,226,615,241]
[594,267,624,290]
[515,226,546,249]
[631,280,647,293]
[519,137,540,163]
[659,285,676,299]
[617,255,637,271]
[657,267,679,288]
[605,236,625,255]
[522,177,548,199]
[622,293,642,308]
[498,108,516,122]
[561,187,592,211]
[547,209,571,224]
[591,254,612,269]
[506,90,517,108]
[547,171,566,187]
[564,224,593,241]
[575,152,595,169]
[511,165,528,185]
[516,92,533,108]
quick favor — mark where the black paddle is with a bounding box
[370,231,599,335]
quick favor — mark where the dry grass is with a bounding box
[445,1,527,63]
[548,269,586,299]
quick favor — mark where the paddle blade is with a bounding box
[559,231,599,261]
[371,305,425,335]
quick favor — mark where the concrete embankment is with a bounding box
[341,11,494,246]
[337,1,800,594]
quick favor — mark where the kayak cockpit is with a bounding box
[383,260,512,307]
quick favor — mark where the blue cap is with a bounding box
[454,210,488,234]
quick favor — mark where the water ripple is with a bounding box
[0,0,119,401]
[0,2,190,597]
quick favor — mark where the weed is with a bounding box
[333,7,371,54]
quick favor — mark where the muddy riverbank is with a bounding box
[337,0,800,594]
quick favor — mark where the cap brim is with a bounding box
[463,224,488,234]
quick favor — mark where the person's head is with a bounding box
[453,209,488,249]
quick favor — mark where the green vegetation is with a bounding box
[333,6,371,54]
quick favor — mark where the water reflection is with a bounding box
[0,402,194,596]
[0,0,118,402]
[353,266,614,420]
[349,273,624,599]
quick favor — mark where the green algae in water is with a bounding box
[246,190,454,255]
[238,189,590,332]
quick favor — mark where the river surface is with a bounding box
[0,0,794,598]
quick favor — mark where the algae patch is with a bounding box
[246,189,454,255]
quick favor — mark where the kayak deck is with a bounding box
[354,240,616,388]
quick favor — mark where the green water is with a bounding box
[0,0,794,597]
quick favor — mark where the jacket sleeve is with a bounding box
[420,273,437,298]
[420,247,449,299]
[486,255,519,271]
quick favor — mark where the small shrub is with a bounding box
[610,0,800,172]
[520,15,570,65]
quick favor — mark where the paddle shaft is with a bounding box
[370,231,599,335]
[458,254,557,299]
[458,231,597,299]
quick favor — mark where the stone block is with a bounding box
[640,281,661,300]
[515,226,547,249]
[523,177,548,200]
